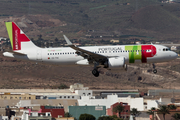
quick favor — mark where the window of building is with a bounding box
[10,97,13,99]
[19,97,21,99]
[60,96,62,98]
[29,97,31,99]
[68,96,70,98]
[64,96,66,98]
[72,96,74,98]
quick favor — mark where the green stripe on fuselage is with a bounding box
[5,22,13,49]
[125,45,142,63]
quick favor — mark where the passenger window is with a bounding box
[163,48,165,51]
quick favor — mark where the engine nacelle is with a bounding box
[106,57,127,71]
[76,59,89,65]
[108,57,125,68]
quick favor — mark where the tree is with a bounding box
[79,113,95,120]
[58,84,68,89]
[113,104,124,118]
[130,108,141,120]
[38,34,43,40]
[98,115,123,120]
[55,38,58,42]
[157,105,170,120]
[168,104,177,110]
[146,107,156,120]
[98,116,113,120]
[172,113,180,120]
[64,112,72,117]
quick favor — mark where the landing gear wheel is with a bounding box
[92,69,99,77]
[153,69,157,74]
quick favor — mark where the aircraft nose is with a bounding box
[172,52,178,59]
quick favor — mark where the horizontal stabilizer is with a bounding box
[4,51,27,56]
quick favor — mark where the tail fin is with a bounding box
[5,22,38,51]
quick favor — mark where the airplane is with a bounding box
[3,22,178,77]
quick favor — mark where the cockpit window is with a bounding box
[163,48,170,51]
[166,48,170,51]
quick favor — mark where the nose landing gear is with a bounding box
[152,63,157,74]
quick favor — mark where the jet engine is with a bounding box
[106,57,127,71]
[76,59,89,65]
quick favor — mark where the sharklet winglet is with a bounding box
[63,35,73,45]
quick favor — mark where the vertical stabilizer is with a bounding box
[5,22,38,52]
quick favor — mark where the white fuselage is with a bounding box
[3,44,178,65]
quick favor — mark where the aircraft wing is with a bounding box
[63,35,107,63]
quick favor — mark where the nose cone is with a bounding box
[171,51,178,59]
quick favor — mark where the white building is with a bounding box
[75,90,92,97]
[146,98,172,110]
[78,95,146,111]
[21,109,51,120]
[16,100,40,108]
[0,116,8,120]
[118,96,144,111]
[78,94,118,109]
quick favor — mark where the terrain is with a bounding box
[0,0,180,41]
[1,52,180,91]
[0,0,180,91]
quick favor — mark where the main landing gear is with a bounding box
[92,69,99,77]
[92,62,100,77]
[152,63,157,74]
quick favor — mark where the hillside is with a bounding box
[0,0,180,91]
[0,0,180,41]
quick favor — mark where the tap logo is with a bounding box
[6,22,30,51]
